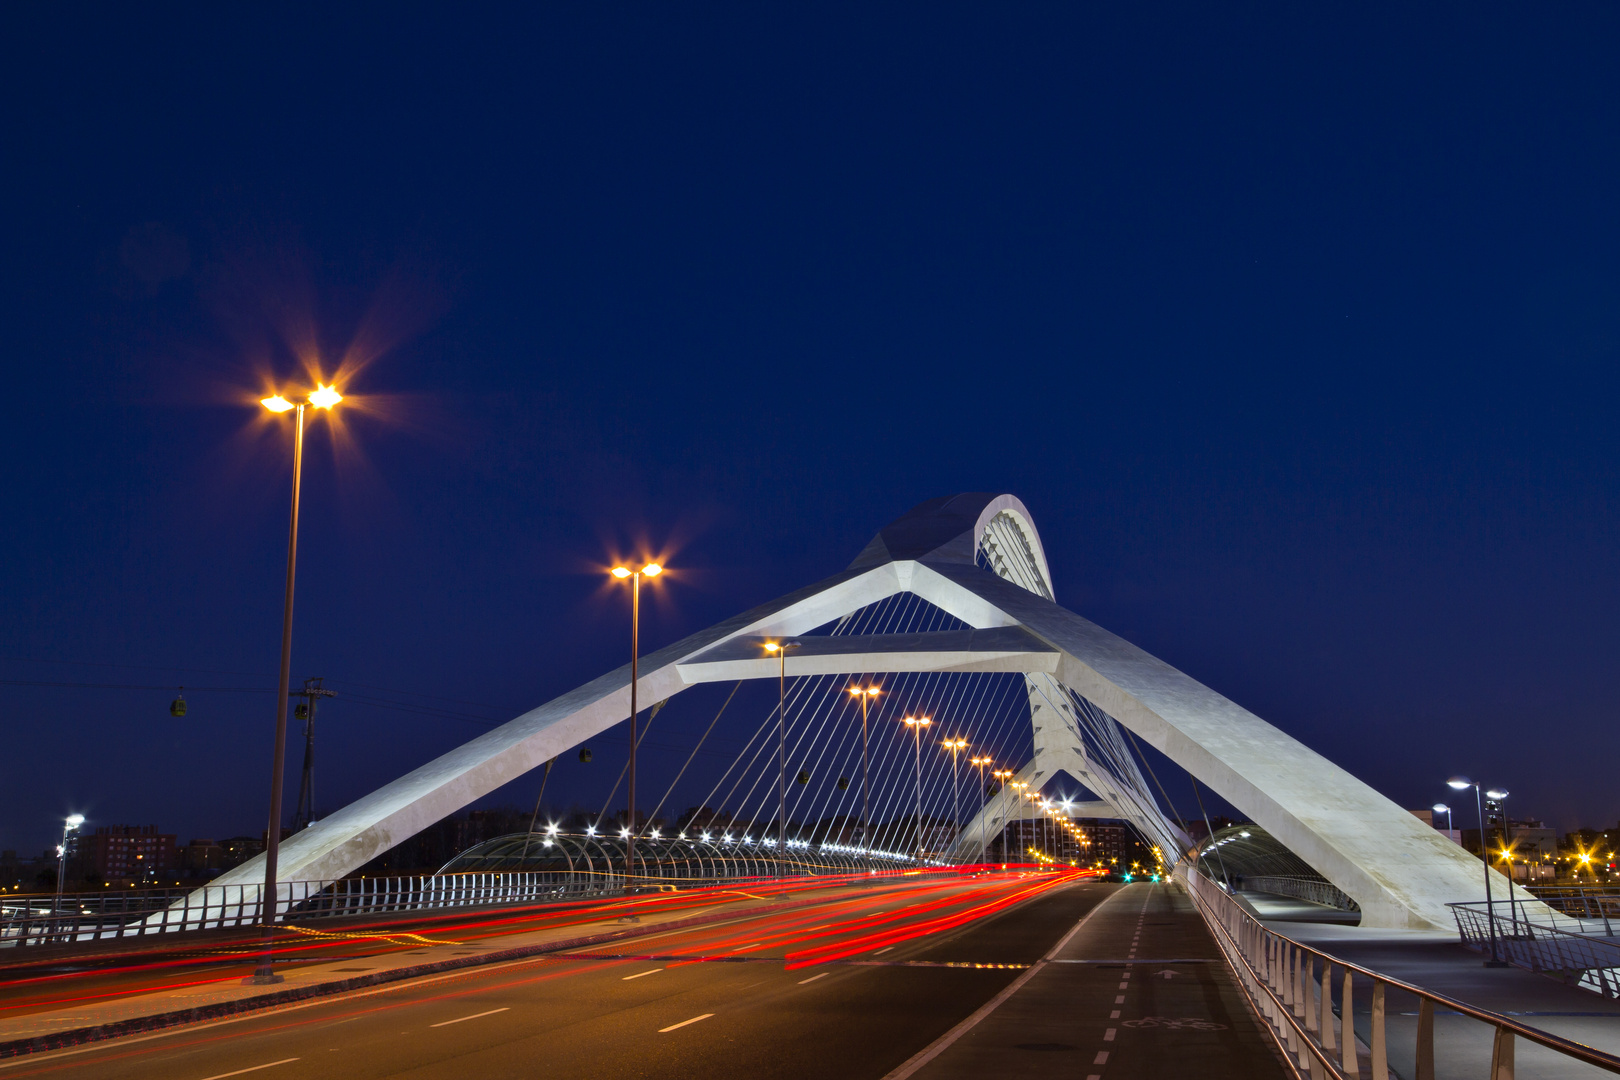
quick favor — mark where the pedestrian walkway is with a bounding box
[1275,918,1620,1079]
[891,881,1289,1080]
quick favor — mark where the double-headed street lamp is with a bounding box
[610,562,663,888]
[54,814,84,938]
[1448,776,1511,967]
[902,716,932,858]
[846,686,882,852]
[991,769,1013,863]
[764,641,799,864]
[940,737,968,852]
[251,383,341,983]
[970,756,993,860]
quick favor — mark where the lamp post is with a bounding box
[765,641,799,867]
[902,716,932,859]
[992,769,1013,863]
[1432,802,1454,835]
[250,383,341,984]
[1448,777,1510,967]
[611,562,663,891]
[941,737,968,857]
[1010,780,1028,859]
[971,756,992,862]
[53,814,84,940]
[847,686,882,854]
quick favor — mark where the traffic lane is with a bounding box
[601,872,1066,964]
[905,882,1289,1080]
[12,876,1101,1079]
[0,877,925,1017]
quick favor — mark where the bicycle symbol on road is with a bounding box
[1120,1016,1229,1031]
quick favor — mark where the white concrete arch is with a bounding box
[192,493,1533,930]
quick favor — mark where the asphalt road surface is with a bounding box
[2,877,1287,1080]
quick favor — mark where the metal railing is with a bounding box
[2,859,974,947]
[1449,899,1620,999]
[1244,876,1360,912]
[1179,866,1620,1079]
[1,873,605,945]
[1527,886,1620,927]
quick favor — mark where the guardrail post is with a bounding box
[1414,997,1434,1080]
[1370,981,1388,1080]
[1305,952,1319,1034]
[1320,960,1336,1054]
[1490,1025,1515,1080]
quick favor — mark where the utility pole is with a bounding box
[291,677,337,832]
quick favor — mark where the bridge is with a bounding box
[3,494,1618,1078]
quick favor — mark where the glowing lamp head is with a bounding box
[1432,803,1449,814]
[309,384,342,409]
[764,642,780,653]
[1485,788,1509,801]
[1447,777,1472,791]
[611,566,632,579]
[261,395,295,413]
[641,563,662,577]
[65,814,85,828]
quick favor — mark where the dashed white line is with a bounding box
[1104,1027,1116,1041]
[622,969,663,980]
[1115,995,1125,1004]
[1093,1050,1110,1064]
[874,946,894,955]
[808,924,831,930]
[430,1007,509,1028]
[798,972,830,985]
[659,1013,714,1033]
[1110,1010,1120,1019]
[198,1060,300,1080]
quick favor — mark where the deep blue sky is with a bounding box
[3,5,1617,858]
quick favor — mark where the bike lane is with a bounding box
[888,881,1290,1080]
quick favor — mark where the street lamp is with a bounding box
[847,686,882,854]
[764,641,799,866]
[941,737,968,857]
[902,716,932,859]
[611,562,663,890]
[1448,777,1510,967]
[54,814,84,939]
[251,382,341,984]
[971,756,993,861]
[992,769,1013,863]
[1432,803,1454,834]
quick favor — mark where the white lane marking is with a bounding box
[1104,1027,1116,1041]
[1110,1010,1120,1019]
[430,1007,510,1028]
[873,946,894,955]
[659,1013,714,1033]
[1115,995,1125,1004]
[880,884,1112,1080]
[731,942,760,951]
[622,968,663,980]
[1093,1050,1110,1064]
[1118,982,1128,989]
[808,924,831,930]
[798,972,830,985]
[6,886,944,1073]
[198,1060,300,1080]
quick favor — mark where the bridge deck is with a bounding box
[899,881,1289,1079]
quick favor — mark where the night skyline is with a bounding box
[4,6,1620,858]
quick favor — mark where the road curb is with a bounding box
[0,895,818,1060]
